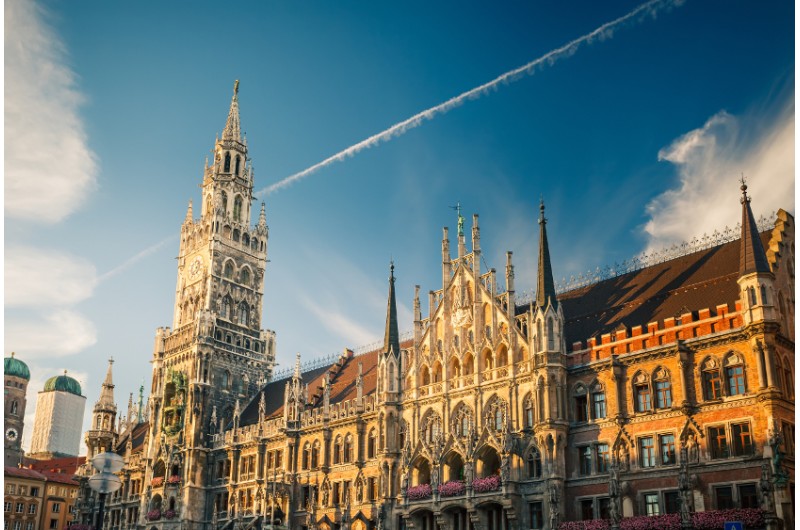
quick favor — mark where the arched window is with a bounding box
[238,304,249,326]
[724,354,746,396]
[760,284,769,305]
[748,286,757,307]
[547,318,555,350]
[573,384,589,422]
[221,371,231,390]
[221,191,228,214]
[344,434,354,463]
[784,358,794,399]
[10,400,18,415]
[653,369,672,409]
[536,320,543,352]
[421,366,430,386]
[223,261,234,279]
[387,361,396,392]
[368,429,377,459]
[523,395,534,428]
[302,443,310,470]
[311,441,320,469]
[432,362,442,383]
[527,449,542,478]
[233,196,243,222]
[333,436,342,465]
[590,383,606,420]
[484,397,507,432]
[224,153,231,172]
[221,297,232,320]
[451,404,474,438]
[239,269,251,287]
[632,372,651,413]
[234,156,241,176]
[232,229,240,242]
[422,411,442,444]
[702,358,723,400]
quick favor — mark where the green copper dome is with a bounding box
[4,353,30,381]
[43,372,82,396]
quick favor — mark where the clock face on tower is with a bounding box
[5,428,18,442]
[189,256,204,281]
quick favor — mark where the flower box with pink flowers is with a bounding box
[151,477,164,487]
[166,475,181,485]
[471,475,501,493]
[407,483,432,500]
[146,509,161,521]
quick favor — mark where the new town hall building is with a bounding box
[75,84,795,530]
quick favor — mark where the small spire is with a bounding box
[137,380,144,423]
[185,200,193,222]
[383,261,401,358]
[222,80,242,142]
[258,202,267,228]
[413,285,421,322]
[96,358,116,410]
[536,199,558,310]
[738,178,771,276]
[293,353,302,380]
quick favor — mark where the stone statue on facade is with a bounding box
[548,481,560,529]
[500,454,510,482]
[760,462,774,513]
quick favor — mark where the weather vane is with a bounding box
[450,202,464,236]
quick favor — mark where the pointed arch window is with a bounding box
[220,192,228,214]
[234,155,241,177]
[240,268,250,286]
[547,317,555,350]
[333,436,343,465]
[590,384,606,419]
[302,442,311,470]
[633,373,651,413]
[783,357,794,399]
[537,320,543,351]
[527,448,542,478]
[10,400,18,415]
[344,434,354,463]
[367,429,377,459]
[573,385,588,422]
[238,304,249,326]
[223,262,234,279]
[653,369,672,409]
[748,286,757,307]
[221,297,232,320]
[523,395,534,428]
[702,358,723,400]
[387,361,396,392]
[724,354,746,396]
[311,441,320,469]
[224,153,231,173]
[233,196,243,222]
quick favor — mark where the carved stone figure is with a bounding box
[500,455,510,482]
[760,462,774,512]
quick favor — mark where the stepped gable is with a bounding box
[554,231,772,348]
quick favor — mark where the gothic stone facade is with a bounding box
[77,86,794,530]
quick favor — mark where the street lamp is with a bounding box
[88,452,124,530]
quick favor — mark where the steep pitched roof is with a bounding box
[23,456,85,476]
[551,231,772,347]
[536,200,558,310]
[5,466,46,480]
[739,184,772,276]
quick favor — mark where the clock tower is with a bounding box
[146,81,276,528]
[4,352,29,467]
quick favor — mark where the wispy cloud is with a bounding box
[5,0,98,223]
[644,98,794,251]
[5,310,97,357]
[97,235,176,283]
[262,0,683,195]
[5,246,98,307]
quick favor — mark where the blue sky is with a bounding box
[5,0,794,453]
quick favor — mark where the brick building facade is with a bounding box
[75,85,794,530]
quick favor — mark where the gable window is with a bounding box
[725,355,746,396]
[702,359,723,400]
[655,378,672,409]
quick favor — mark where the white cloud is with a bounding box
[644,101,794,252]
[5,310,98,357]
[5,246,98,307]
[4,0,98,223]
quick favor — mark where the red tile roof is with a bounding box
[24,456,85,476]
[5,466,46,480]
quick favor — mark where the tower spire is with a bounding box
[222,79,242,142]
[98,358,116,407]
[383,261,400,357]
[536,199,558,310]
[739,179,771,277]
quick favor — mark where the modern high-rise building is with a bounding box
[29,371,86,459]
[75,84,794,530]
[5,352,31,467]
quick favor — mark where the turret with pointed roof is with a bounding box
[85,358,118,459]
[536,199,558,311]
[736,181,776,326]
[384,262,401,358]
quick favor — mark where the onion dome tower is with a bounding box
[30,370,87,459]
[4,352,30,466]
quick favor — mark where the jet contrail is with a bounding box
[97,235,177,283]
[263,0,683,195]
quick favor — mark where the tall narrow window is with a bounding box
[547,318,555,350]
[233,196,243,222]
[760,285,768,305]
[596,444,610,473]
[708,426,728,459]
[702,360,722,400]
[635,383,652,412]
[367,429,377,459]
[732,423,753,456]
[655,379,672,409]
[579,446,592,475]
[224,153,231,172]
[234,156,241,176]
[527,450,542,478]
[660,434,676,465]
[591,390,606,419]
[639,437,655,468]
[574,387,588,422]
[725,356,746,396]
